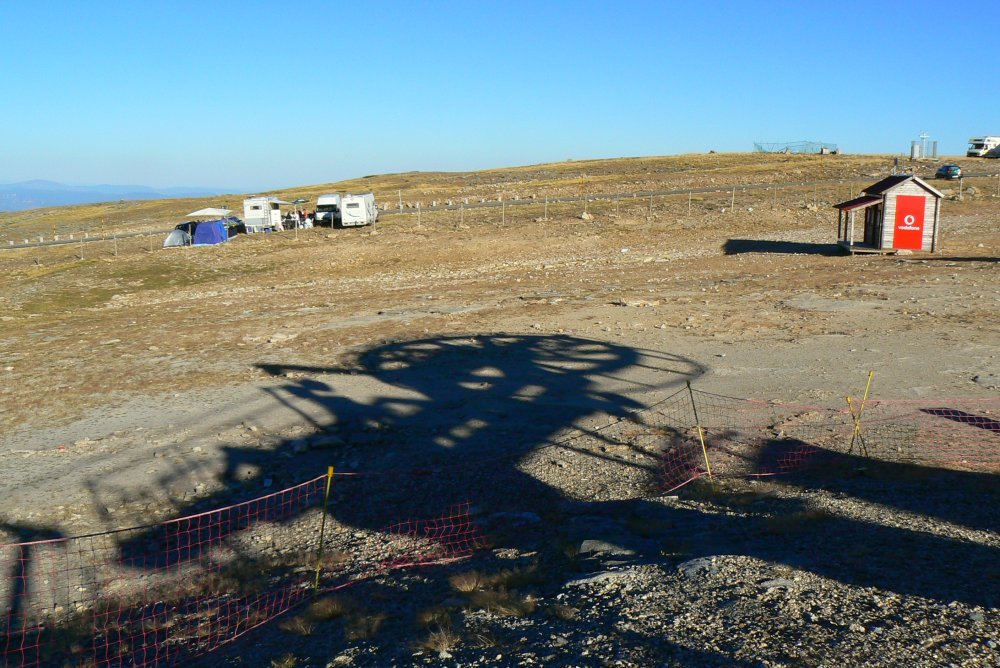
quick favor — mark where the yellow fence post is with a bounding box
[847,371,874,457]
[313,466,335,591]
[686,381,714,480]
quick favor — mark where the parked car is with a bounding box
[935,164,962,179]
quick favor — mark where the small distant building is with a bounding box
[833,174,942,254]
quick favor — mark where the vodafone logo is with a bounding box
[899,213,920,230]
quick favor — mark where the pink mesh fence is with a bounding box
[0,475,482,667]
[2,388,996,665]
[638,391,1000,490]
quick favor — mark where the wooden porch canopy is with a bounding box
[834,195,881,242]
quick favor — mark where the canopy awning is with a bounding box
[833,195,881,211]
[186,207,232,217]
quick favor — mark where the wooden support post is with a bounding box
[314,466,335,590]
[686,381,713,480]
[847,371,875,457]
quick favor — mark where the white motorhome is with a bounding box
[967,136,1000,157]
[243,196,292,233]
[340,193,378,227]
[315,193,342,226]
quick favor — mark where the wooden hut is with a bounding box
[834,174,943,254]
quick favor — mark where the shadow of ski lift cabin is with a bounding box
[833,174,942,254]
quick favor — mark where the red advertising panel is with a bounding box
[893,195,925,250]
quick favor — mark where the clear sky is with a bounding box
[2,0,997,191]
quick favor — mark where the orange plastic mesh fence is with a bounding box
[1,390,995,665]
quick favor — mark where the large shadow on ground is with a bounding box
[104,334,999,666]
[723,239,844,255]
[248,335,704,529]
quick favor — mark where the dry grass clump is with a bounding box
[448,570,483,593]
[416,606,453,629]
[763,509,830,535]
[345,611,387,640]
[271,654,299,668]
[306,595,352,621]
[416,623,461,653]
[448,565,541,618]
[278,614,315,636]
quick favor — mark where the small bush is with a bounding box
[306,595,352,621]
[417,624,461,653]
[271,654,298,668]
[278,615,315,636]
[345,611,387,640]
[449,570,483,593]
[416,606,452,629]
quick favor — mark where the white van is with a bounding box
[967,136,1000,157]
[340,193,378,227]
[315,193,342,226]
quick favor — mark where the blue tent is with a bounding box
[192,219,228,246]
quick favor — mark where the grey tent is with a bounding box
[163,228,192,248]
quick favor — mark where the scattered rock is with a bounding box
[578,540,636,558]
[973,374,999,389]
[677,557,719,579]
[565,570,633,587]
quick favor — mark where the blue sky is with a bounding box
[1,0,997,191]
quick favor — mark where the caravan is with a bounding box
[340,193,378,227]
[243,196,292,233]
[315,193,342,226]
[967,136,1000,157]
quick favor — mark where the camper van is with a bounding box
[967,136,1000,157]
[242,196,291,233]
[315,193,342,226]
[339,193,378,227]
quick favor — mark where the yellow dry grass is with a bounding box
[0,152,941,241]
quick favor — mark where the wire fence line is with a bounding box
[1,385,996,666]
[6,169,999,251]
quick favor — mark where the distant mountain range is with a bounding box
[0,180,235,211]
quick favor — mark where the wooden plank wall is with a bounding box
[880,181,938,250]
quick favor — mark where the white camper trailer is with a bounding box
[315,193,342,226]
[967,136,1000,157]
[243,196,292,233]
[340,193,378,227]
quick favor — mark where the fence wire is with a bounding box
[1,390,997,666]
